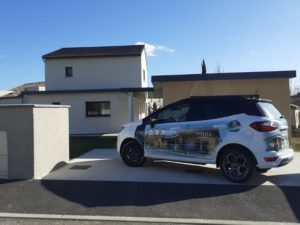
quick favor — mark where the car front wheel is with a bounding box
[121,141,146,167]
[220,148,255,183]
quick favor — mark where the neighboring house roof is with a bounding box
[291,104,300,109]
[42,45,145,59]
[0,90,14,97]
[0,82,45,98]
[291,95,300,106]
[23,87,154,95]
[152,70,296,83]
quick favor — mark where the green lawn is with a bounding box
[69,135,117,159]
[291,137,300,152]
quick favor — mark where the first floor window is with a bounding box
[65,67,73,77]
[86,101,110,117]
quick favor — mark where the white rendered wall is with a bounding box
[33,107,69,178]
[26,93,130,134]
[0,105,69,179]
[141,50,148,87]
[0,98,22,104]
[45,56,143,90]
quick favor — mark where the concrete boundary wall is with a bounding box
[0,105,69,179]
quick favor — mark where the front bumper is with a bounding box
[257,148,294,169]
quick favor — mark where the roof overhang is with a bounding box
[42,45,145,60]
[22,87,154,95]
[152,70,296,83]
[151,70,297,98]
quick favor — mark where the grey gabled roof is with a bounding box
[152,70,296,82]
[42,45,145,59]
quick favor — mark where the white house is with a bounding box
[0,45,153,135]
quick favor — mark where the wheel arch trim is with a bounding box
[120,138,140,155]
[216,143,258,167]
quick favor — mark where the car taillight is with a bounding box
[250,121,278,132]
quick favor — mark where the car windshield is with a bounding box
[257,102,282,119]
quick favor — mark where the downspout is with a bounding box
[128,92,134,122]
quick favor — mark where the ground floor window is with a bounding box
[86,101,110,117]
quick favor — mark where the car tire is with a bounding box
[121,141,146,167]
[220,148,255,183]
[256,168,270,173]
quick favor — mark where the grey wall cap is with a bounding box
[0,104,71,108]
[0,97,21,100]
[152,70,296,82]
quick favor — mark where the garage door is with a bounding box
[0,131,8,178]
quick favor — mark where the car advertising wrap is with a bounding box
[144,122,220,158]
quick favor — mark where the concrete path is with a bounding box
[44,149,300,186]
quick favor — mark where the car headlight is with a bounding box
[118,126,125,133]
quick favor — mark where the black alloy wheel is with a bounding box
[220,148,254,183]
[121,141,146,167]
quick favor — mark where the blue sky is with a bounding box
[0,0,300,91]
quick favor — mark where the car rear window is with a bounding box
[189,100,233,121]
[233,100,262,116]
[257,102,282,119]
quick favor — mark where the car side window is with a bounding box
[189,100,233,121]
[157,103,190,123]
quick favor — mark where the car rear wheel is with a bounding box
[121,141,146,167]
[220,148,254,183]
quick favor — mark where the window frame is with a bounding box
[65,67,73,77]
[144,99,192,124]
[85,101,111,117]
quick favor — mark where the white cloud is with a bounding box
[135,42,174,56]
[156,45,175,53]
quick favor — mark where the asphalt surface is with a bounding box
[1,149,300,224]
[0,179,299,223]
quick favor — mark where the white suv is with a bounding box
[117,96,294,183]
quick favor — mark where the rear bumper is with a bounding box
[256,148,294,169]
[278,155,294,167]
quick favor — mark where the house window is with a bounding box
[86,101,110,117]
[52,102,61,105]
[143,70,146,82]
[65,67,73,77]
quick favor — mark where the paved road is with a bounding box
[0,179,299,224]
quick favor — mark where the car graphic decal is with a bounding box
[144,123,220,158]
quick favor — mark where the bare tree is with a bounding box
[201,59,206,74]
